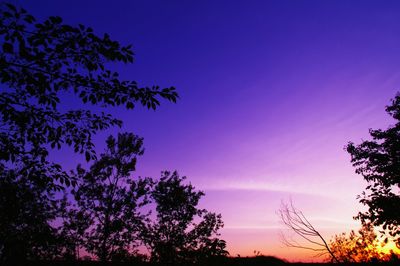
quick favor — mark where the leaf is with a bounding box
[85,151,91,162]
[5,3,17,12]
[0,2,179,202]
[3,42,13,54]
[126,102,134,109]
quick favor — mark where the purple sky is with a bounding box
[19,0,400,261]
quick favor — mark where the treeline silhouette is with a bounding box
[3,256,400,266]
[1,134,227,265]
[1,2,400,265]
[0,3,226,265]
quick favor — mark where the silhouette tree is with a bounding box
[278,200,339,262]
[0,2,177,262]
[346,93,400,248]
[58,196,91,260]
[0,2,178,190]
[67,133,152,262]
[0,170,63,264]
[142,171,228,265]
[329,222,394,263]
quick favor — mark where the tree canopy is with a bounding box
[347,93,400,248]
[143,171,228,265]
[0,2,178,263]
[65,133,152,262]
[0,4,230,264]
[0,169,62,263]
[0,2,178,189]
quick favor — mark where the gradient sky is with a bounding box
[17,0,400,262]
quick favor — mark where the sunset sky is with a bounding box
[19,0,400,261]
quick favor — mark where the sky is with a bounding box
[16,0,400,262]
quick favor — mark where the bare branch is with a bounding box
[278,200,339,263]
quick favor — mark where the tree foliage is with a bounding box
[347,93,400,247]
[143,171,228,265]
[0,3,229,264]
[66,133,152,262]
[0,169,63,263]
[0,2,178,189]
[0,2,178,263]
[329,223,399,263]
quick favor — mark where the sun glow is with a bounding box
[377,241,400,256]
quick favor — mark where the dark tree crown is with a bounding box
[0,3,178,189]
[347,93,400,247]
